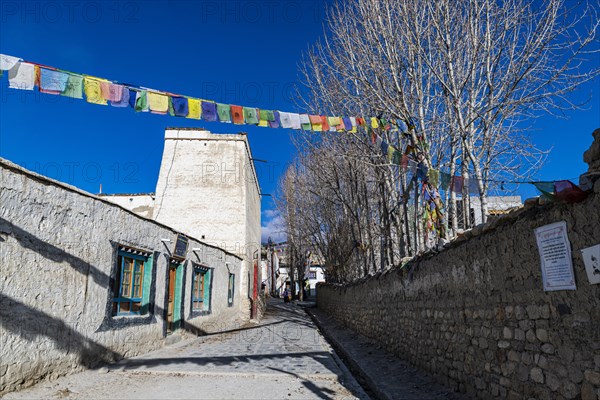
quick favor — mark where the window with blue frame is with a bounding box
[112,249,151,316]
[192,264,211,313]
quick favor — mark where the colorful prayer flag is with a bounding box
[8,62,36,91]
[202,101,217,121]
[84,76,108,105]
[134,90,148,112]
[148,92,169,114]
[269,111,281,128]
[39,68,69,94]
[451,176,464,193]
[554,180,588,203]
[61,74,84,99]
[217,103,231,122]
[231,105,244,124]
[243,107,259,125]
[187,98,201,119]
[171,96,189,117]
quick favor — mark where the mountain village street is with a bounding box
[4,299,367,400]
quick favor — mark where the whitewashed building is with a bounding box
[101,128,262,319]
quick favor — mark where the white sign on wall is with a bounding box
[535,221,576,291]
[581,244,600,285]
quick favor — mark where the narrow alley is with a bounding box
[4,299,367,400]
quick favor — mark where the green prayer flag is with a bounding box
[301,123,311,131]
[533,182,555,200]
[168,96,175,116]
[392,150,402,166]
[427,169,440,187]
[217,103,231,122]
[440,172,451,190]
[243,107,259,124]
[259,109,275,121]
[135,91,147,112]
[61,74,84,99]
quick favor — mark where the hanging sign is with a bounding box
[535,221,576,291]
[173,234,189,259]
[581,244,600,285]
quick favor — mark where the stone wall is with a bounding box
[317,133,600,400]
[0,158,246,394]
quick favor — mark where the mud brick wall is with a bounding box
[0,159,244,395]
[317,190,600,400]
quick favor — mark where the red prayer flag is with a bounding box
[320,116,330,131]
[451,176,464,193]
[231,105,244,124]
[554,180,588,203]
[401,154,409,170]
[309,115,321,124]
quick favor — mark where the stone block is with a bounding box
[498,340,511,349]
[561,382,581,399]
[526,305,541,319]
[503,327,513,339]
[559,346,575,363]
[536,329,549,343]
[537,354,549,369]
[581,383,596,400]
[584,370,600,386]
[514,329,525,341]
[519,320,534,331]
[516,364,530,382]
[545,372,560,392]
[500,376,511,387]
[531,367,544,383]
[515,306,527,320]
[541,343,555,354]
[526,329,537,343]
[567,367,584,384]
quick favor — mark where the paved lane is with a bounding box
[5,299,367,399]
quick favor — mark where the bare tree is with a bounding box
[283,0,598,281]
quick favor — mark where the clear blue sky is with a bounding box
[1,1,598,243]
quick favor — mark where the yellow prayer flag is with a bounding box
[83,76,107,105]
[370,117,379,129]
[328,116,341,126]
[312,124,323,132]
[388,145,395,162]
[258,120,269,127]
[147,92,169,113]
[187,98,201,119]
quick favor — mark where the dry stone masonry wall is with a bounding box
[317,130,600,400]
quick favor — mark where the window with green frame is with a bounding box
[192,265,211,313]
[112,249,152,316]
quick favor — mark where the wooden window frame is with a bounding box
[113,251,147,316]
[191,269,205,311]
[191,264,212,316]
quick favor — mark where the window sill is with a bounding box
[96,313,157,332]
[190,310,212,318]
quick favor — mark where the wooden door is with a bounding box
[251,260,258,318]
[167,267,176,332]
